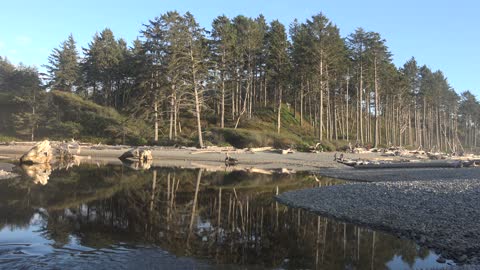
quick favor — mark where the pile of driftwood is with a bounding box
[335,153,480,169]
[189,146,295,155]
[348,145,480,161]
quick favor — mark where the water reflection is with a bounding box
[21,163,52,185]
[0,165,449,269]
[20,157,82,186]
[121,158,153,170]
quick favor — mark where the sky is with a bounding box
[1,0,478,95]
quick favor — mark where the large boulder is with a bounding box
[20,140,53,164]
[119,148,153,162]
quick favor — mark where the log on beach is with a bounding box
[19,140,53,164]
[119,148,153,162]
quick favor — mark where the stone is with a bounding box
[457,254,468,262]
[419,235,426,244]
[436,257,446,263]
[20,140,53,164]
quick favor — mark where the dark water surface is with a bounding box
[0,162,452,269]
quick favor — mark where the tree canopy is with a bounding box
[1,11,478,151]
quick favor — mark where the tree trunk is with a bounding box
[190,47,203,148]
[359,64,364,144]
[423,96,427,149]
[374,56,379,148]
[221,74,225,128]
[300,80,304,126]
[31,88,36,141]
[319,58,324,141]
[346,76,349,141]
[169,85,175,140]
[154,96,159,143]
[277,85,282,134]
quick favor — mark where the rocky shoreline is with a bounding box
[276,179,480,265]
[318,167,480,182]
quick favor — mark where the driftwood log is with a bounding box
[19,140,53,164]
[119,148,153,162]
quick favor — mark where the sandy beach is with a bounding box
[0,143,382,172]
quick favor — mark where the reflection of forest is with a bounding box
[0,166,429,269]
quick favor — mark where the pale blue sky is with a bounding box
[0,0,478,95]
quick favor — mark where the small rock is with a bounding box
[457,254,468,262]
[436,257,446,263]
[419,235,426,244]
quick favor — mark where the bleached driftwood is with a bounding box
[20,140,53,164]
[21,163,52,185]
[119,148,153,162]
[247,147,273,153]
[272,148,295,155]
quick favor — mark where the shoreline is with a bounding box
[276,180,480,265]
[0,144,383,172]
[3,143,480,266]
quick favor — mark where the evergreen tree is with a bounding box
[211,15,235,128]
[45,34,80,92]
[10,65,44,140]
[82,28,123,106]
[265,20,290,133]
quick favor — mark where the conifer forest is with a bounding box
[1,11,478,152]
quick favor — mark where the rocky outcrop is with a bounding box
[20,140,53,164]
[119,148,153,162]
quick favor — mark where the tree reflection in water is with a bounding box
[0,165,437,269]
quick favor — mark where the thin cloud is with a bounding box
[15,35,32,46]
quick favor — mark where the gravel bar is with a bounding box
[318,167,480,182]
[276,179,480,264]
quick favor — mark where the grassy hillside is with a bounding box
[47,91,151,144]
[206,107,316,149]
[1,92,338,150]
[0,91,150,145]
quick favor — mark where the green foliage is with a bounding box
[212,128,307,149]
[48,91,150,144]
[0,134,20,142]
[45,34,80,92]
[1,12,475,151]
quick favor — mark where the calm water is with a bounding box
[0,161,452,269]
